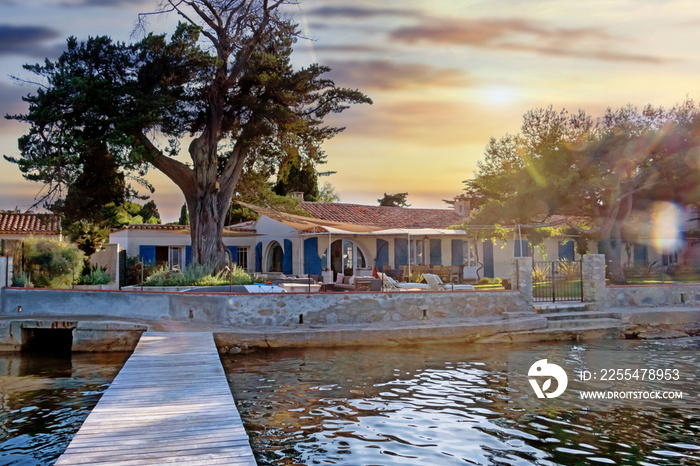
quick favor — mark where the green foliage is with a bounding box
[101,202,161,227]
[78,265,111,285]
[144,264,254,287]
[477,277,502,285]
[226,169,311,224]
[125,256,144,286]
[23,237,84,288]
[178,204,189,225]
[559,260,581,281]
[378,192,410,208]
[12,270,31,287]
[533,264,549,283]
[317,182,340,203]
[273,156,319,200]
[66,220,109,257]
[463,100,700,284]
[7,4,371,267]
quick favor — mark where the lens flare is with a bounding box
[650,202,684,254]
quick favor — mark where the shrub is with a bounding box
[478,277,503,285]
[143,263,254,287]
[12,270,32,287]
[559,260,580,281]
[23,237,84,288]
[78,265,111,285]
[533,264,549,283]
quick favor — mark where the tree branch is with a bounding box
[137,133,195,194]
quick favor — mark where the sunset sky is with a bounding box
[2,0,700,221]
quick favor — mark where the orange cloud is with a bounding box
[390,18,671,64]
[332,100,501,147]
[325,59,473,91]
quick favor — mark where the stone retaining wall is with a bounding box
[0,288,526,327]
[605,284,700,308]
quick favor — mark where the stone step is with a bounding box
[547,318,622,330]
[544,311,618,321]
[478,325,623,343]
[534,302,588,314]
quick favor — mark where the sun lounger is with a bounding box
[422,273,475,291]
[378,273,430,291]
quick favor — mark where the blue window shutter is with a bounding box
[283,239,293,275]
[304,238,322,275]
[482,240,494,278]
[185,246,192,266]
[227,246,238,264]
[451,239,463,266]
[376,239,389,269]
[255,242,263,273]
[394,238,408,267]
[430,239,442,265]
[558,241,575,261]
[139,245,156,266]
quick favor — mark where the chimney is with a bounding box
[289,191,304,201]
[453,195,472,218]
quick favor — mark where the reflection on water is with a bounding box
[0,352,130,466]
[222,338,700,465]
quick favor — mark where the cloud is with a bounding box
[332,100,494,147]
[0,24,61,57]
[0,82,30,130]
[306,6,421,19]
[326,59,473,91]
[315,44,388,54]
[390,18,670,64]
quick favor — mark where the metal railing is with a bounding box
[533,260,583,303]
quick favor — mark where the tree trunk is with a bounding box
[599,223,627,285]
[186,131,231,270]
[187,190,229,270]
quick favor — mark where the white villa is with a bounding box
[109,197,646,282]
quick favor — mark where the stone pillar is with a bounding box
[514,256,533,309]
[582,254,606,308]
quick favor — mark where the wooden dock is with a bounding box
[56,332,257,465]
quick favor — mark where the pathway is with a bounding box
[56,332,256,465]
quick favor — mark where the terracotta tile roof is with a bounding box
[298,202,464,229]
[0,212,60,235]
[112,222,256,233]
[114,224,188,232]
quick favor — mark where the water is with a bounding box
[0,352,130,466]
[222,338,700,465]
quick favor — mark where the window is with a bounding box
[463,242,478,266]
[169,247,182,270]
[662,251,679,267]
[410,239,425,265]
[514,239,532,257]
[237,247,249,270]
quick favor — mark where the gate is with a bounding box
[533,260,583,303]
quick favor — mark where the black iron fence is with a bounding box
[533,260,583,303]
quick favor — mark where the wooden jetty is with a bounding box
[56,332,256,465]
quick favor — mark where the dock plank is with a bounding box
[56,332,256,466]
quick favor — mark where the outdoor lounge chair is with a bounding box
[422,273,475,291]
[378,273,430,291]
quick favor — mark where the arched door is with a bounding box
[266,241,284,273]
[321,239,367,278]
